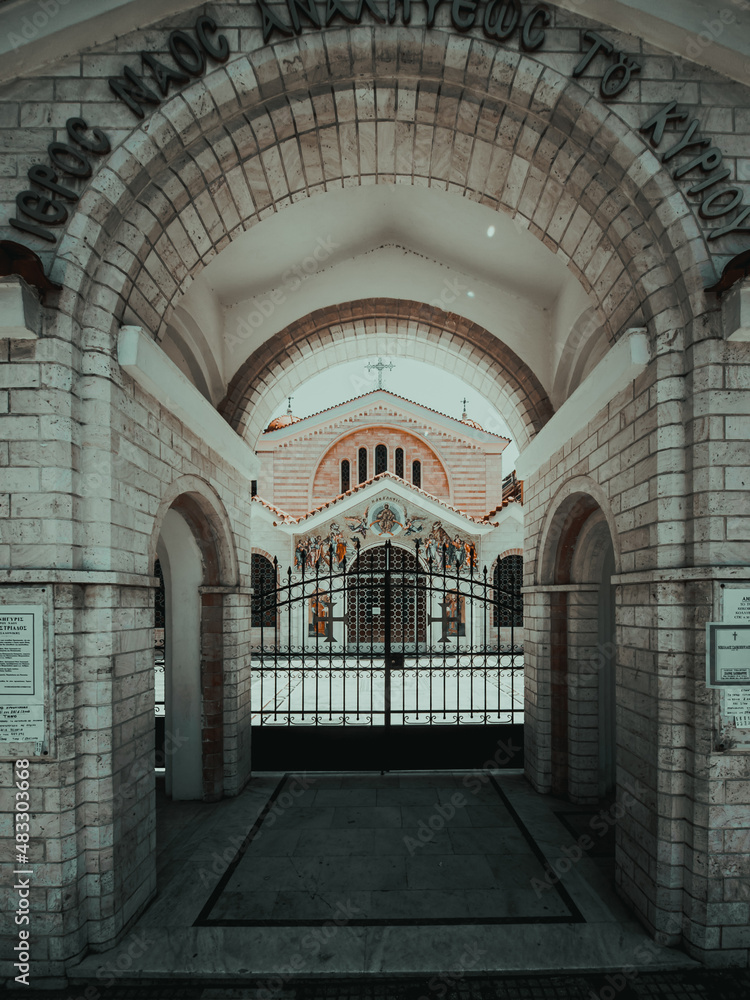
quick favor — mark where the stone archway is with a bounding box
[29,11,729,967]
[526,476,622,804]
[221,299,553,449]
[56,28,707,363]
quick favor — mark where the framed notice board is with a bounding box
[706,623,750,688]
[0,605,45,744]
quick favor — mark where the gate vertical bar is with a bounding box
[328,544,334,721]
[301,558,306,724]
[384,539,392,731]
[287,566,292,724]
[259,566,265,724]
[273,557,279,721]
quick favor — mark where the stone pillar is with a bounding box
[0,572,157,984]
[522,589,552,794]
[567,586,601,804]
[222,589,255,794]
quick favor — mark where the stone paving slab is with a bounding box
[67,771,705,982]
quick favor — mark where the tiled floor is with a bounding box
[69,770,702,983]
[198,773,575,926]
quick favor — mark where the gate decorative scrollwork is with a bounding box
[250,539,523,769]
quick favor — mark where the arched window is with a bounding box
[412,460,421,488]
[251,553,277,627]
[341,459,350,493]
[358,447,368,483]
[395,448,404,478]
[493,555,523,628]
[375,443,388,475]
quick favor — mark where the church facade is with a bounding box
[250,389,522,570]
[1,0,750,983]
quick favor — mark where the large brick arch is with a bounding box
[56,27,710,384]
[221,300,553,448]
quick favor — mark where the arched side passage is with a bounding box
[149,477,240,803]
[524,477,620,804]
[148,474,239,585]
[535,476,622,586]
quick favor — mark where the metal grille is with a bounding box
[358,447,368,483]
[494,555,523,628]
[251,539,523,741]
[251,554,277,627]
[412,460,421,487]
[154,559,165,629]
[395,447,404,478]
[341,459,350,493]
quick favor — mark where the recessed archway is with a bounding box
[531,479,621,804]
[221,299,553,450]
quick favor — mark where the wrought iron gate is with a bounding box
[251,539,523,770]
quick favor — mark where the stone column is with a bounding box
[522,589,552,794]
[222,588,255,793]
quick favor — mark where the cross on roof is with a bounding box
[366,357,395,389]
[287,395,294,412]
[461,397,469,414]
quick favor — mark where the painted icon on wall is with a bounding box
[294,521,350,570]
[369,501,405,536]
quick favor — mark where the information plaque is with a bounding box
[706,623,750,688]
[0,605,45,743]
[723,589,750,624]
[723,689,750,729]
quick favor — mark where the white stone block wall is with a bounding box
[0,333,259,975]
[522,322,750,963]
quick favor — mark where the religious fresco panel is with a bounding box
[292,497,479,572]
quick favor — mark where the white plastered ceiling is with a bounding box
[172,185,596,412]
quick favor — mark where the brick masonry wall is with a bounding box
[257,403,505,516]
[311,427,451,506]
